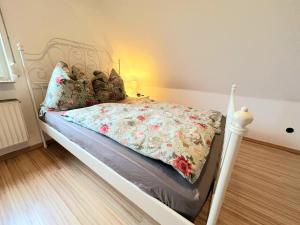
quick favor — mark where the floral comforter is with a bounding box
[62,99,222,184]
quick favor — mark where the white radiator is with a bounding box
[0,99,28,149]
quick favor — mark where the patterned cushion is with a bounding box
[39,62,97,116]
[62,100,223,184]
[71,65,88,80]
[71,65,94,94]
[92,69,126,103]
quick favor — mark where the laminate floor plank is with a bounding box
[0,140,299,225]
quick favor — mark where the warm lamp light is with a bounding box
[126,79,140,97]
[131,80,138,92]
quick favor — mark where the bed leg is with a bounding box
[40,128,48,149]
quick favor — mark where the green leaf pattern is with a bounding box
[62,98,222,184]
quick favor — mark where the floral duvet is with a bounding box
[62,98,222,184]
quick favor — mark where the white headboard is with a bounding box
[17,38,117,106]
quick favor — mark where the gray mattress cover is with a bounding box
[44,111,225,220]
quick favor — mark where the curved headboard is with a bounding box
[17,37,117,105]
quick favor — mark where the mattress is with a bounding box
[44,111,225,220]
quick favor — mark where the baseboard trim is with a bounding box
[0,140,54,161]
[243,137,300,154]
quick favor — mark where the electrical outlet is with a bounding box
[286,128,294,133]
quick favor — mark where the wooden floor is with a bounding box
[0,141,299,225]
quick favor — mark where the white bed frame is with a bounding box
[17,38,253,225]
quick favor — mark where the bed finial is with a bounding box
[231,83,237,94]
[17,42,23,52]
[232,106,253,132]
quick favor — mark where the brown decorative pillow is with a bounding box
[92,69,126,103]
[71,65,94,94]
[39,62,98,116]
[71,65,88,80]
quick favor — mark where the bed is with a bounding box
[17,38,253,225]
[44,110,225,220]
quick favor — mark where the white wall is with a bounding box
[0,0,106,149]
[0,0,299,151]
[98,0,300,101]
[142,86,300,150]
[96,0,300,150]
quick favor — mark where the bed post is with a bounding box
[206,106,253,225]
[223,84,236,153]
[17,42,48,149]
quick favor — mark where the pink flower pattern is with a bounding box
[206,139,212,147]
[137,115,146,121]
[176,130,183,137]
[99,124,109,133]
[55,75,63,84]
[173,155,192,176]
[135,131,144,138]
[101,108,109,113]
[196,123,208,129]
[189,115,199,120]
[150,124,160,130]
[40,62,97,115]
[63,100,222,184]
